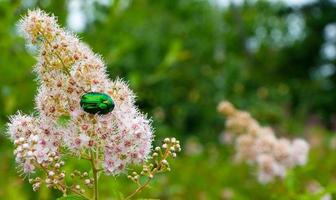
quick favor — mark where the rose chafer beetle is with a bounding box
[80,92,115,115]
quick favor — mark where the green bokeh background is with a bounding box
[1,0,336,199]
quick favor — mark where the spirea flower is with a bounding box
[218,101,310,184]
[8,9,153,177]
[8,113,60,174]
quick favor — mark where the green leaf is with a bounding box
[57,115,71,127]
[57,195,86,200]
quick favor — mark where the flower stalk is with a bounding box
[125,137,181,199]
[90,150,99,200]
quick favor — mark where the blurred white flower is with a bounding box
[218,101,310,184]
[219,131,234,145]
[185,137,203,156]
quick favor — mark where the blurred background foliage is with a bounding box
[1,0,336,199]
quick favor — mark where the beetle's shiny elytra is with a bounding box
[80,92,115,115]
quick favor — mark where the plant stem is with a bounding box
[90,150,99,200]
[124,144,172,200]
[36,161,90,200]
[124,178,152,200]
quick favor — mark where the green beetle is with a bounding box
[80,92,115,115]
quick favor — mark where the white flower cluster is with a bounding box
[8,113,60,174]
[7,9,153,176]
[218,101,310,184]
